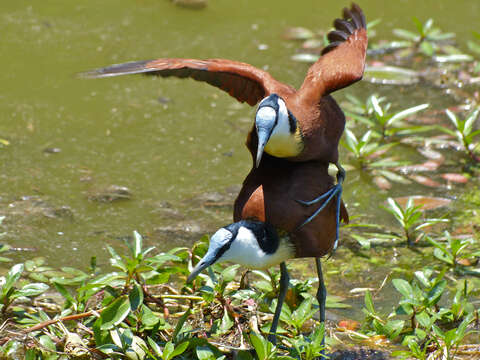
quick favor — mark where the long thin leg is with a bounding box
[268,262,289,345]
[315,258,326,323]
[315,258,327,355]
[296,163,345,251]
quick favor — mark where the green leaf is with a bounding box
[25,349,36,360]
[53,282,76,305]
[129,283,144,311]
[435,54,473,63]
[219,310,234,333]
[147,337,163,357]
[414,270,432,288]
[169,341,189,359]
[126,335,147,360]
[386,198,404,223]
[393,28,419,41]
[432,324,444,338]
[454,315,473,342]
[427,280,446,305]
[415,311,432,328]
[132,231,143,259]
[420,41,434,56]
[39,335,56,352]
[96,343,123,355]
[146,253,181,267]
[386,104,429,127]
[2,263,24,297]
[173,308,191,341]
[343,129,359,155]
[140,304,160,328]
[433,248,453,264]
[108,246,127,272]
[385,319,404,339]
[99,295,131,330]
[249,333,267,360]
[392,279,414,299]
[345,111,376,127]
[292,298,317,328]
[364,290,375,314]
[364,66,419,86]
[444,328,457,346]
[371,95,384,118]
[423,18,433,34]
[445,109,459,129]
[377,170,411,184]
[221,265,240,283]
[109,328,124,349]
[14,283,49,298]
[196,346,216,360]
[326,294,351,309]
[163,341,175,360]
[464,109,479,135]
[468,40,480,54]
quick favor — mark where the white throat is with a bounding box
[271,99,291,137]
[264,99,301,157]
[219,226,294,269]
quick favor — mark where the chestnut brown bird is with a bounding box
[188,154,349,344]
[82,3,367,242]
[83,2,367,345]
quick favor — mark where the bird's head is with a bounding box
[255,94,298,167]
[187,220,281,282]
[187,226,234,282]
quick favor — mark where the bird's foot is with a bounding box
[296,183,342,227]
[296,163,345,250]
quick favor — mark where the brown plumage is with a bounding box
[234,154,349,258]
[85,5,367,347]
[82,3,367,257]
[82,3,367,165]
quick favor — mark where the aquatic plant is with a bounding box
[0,263,48,315]
[392,18,455,57]
[345,94,429,140]
[427,232,476,272]
[361,269,476,359]
[439,108,480,162]
[384,197,448,245]
[341,129,398,169]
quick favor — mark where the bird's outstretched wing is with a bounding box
[81,58,292,106]
[297,3,367,105]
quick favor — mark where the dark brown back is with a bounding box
[234,154,348,258]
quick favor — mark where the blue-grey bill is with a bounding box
[256,142,266,168]
[187,258,214,283]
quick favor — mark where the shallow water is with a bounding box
[1,1,479,318]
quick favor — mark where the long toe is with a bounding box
[298,186,341,228]
[295,186,337,206]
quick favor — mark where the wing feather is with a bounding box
[81,58,290,106]
[298,3,368,104]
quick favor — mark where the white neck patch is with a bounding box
[271,98,290,137]
[219,226,294,269]
[264,98,300,157]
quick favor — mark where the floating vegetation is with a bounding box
[364,65,420,85]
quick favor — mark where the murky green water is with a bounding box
[1,1,479,319]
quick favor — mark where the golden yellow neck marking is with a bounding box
[264,126,304,158]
